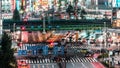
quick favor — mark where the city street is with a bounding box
[17,56,106,68]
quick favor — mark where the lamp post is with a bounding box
[43,10,46,34]
[104,22,107,48]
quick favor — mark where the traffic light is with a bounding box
[49,42,54,48]
[17,42,22,47]
[21,26,26,30]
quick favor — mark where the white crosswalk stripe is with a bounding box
[70,46,102,49]
[19,57,98,64]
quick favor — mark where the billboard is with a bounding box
[40,0,48,10]
[112,0,120,7]
[98,0,112,8]
[112,8,120,28]
[21,31,28,43]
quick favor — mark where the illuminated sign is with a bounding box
[21,31,28,43]
[117,10,120,18]
[40,0,48,10]
[112,0,120,7]
[116,0,120,7]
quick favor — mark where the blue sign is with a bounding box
[18,50,27,56]
[18,50,22,56]
[53,46,58,56]
[42,46,48,55]
[116,0,120,7]
[16,0,20,11]
[60,46,64,55]
[27,46,43,50]
[27,46,32,50]
[32,50,37,55]
[22,50,27,55]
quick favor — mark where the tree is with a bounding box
[73,0,79,19]
[66,3,74,19]
[80,8,87,19]
[0,32,17,68]
[12,7,20,21]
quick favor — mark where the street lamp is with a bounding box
[104,22,107,48]
[42,10,46,34]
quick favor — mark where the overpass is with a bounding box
[3,19,111,31]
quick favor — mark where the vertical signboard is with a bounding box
[16,0,20,11]
[11,0,16,12]
[21,31,28,43]
[112,0,120,7]
[116,0,120,7]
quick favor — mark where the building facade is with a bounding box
[2,0,118,13]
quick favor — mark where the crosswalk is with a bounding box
[30,63,59,68]
[18,57,98,64]
[18,44,103,51]
[69,46,102,49]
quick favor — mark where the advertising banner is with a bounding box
[112,0,120,7]
[117,10,120,19]
[21,31,28,43]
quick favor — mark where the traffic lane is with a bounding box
[66,62,94,68]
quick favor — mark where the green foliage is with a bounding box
[101,61,114,68]
[80,9,87,19]
[12,7,20,21]
[66,4,74,15]
[101,61,109,67]
[1,32,11,53]
[0,32,17,68]
[98,53,109,59]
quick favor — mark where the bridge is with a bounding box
[3,19,111,31]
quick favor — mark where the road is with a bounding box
[28,62,105,68]
[17,57,106,68]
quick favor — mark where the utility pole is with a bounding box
[13,23,16,40]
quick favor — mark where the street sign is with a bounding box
[18,50,27,56]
